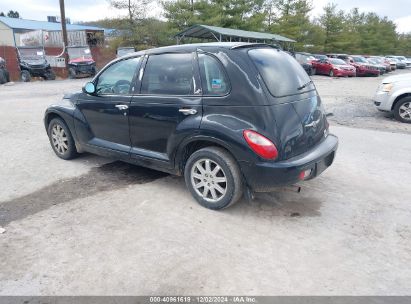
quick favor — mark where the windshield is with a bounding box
[353,56,367,63]
[117,48,135,57]
[18,48,44,60]
[67,47,92,60]
[330,59,346,65]
[248,48,314,97]
[371,57,383,63]
[314,54,327,60]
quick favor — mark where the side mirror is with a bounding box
[83,82,96,94]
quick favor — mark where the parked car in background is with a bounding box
[67,46,97,79]
[313,54,328,61]
[349,56,380,76]
[366,56,391,72]
[373,73,411,123]
[116,47,136,58]
[326,53,350,60]
[17,46,56,82]
[395,56,411,68]
[294,52,316,75]
[307,57,355,77]
[385,57,397,70]
[386,56,406,69]
[44,43,338,210]
[366,57,386,75]
[0,57,10,84]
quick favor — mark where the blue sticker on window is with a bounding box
[211,78,222,89]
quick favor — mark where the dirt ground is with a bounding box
[313,70,411,134]
[0,72,410,295]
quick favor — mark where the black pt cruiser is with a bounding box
[44,42,338,210]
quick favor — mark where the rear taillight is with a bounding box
[243,130,278,160]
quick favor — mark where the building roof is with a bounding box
[0,16,105,32]
[175,24,295,43]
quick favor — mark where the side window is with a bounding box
[96,57,140,95]
[198,53,230,95]
[141,53,194,95]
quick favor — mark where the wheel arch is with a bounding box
[391,93,411,111]
[175,136,241,175]
[45,108,82,152]
[44,111,64,130]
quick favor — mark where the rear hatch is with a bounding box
[248,48,328,160]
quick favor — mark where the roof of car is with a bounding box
[119,42,275,59]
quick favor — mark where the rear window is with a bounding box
[248,48,313,97]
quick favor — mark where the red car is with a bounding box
[347,56,380,76]
[315,58,356,77]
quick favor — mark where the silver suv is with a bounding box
[373,73,411,123]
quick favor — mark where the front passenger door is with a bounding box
[129,52,202,166]
[76,57,141,154]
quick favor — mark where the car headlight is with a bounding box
[382,83,393,92]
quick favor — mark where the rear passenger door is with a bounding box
[128,52,202,167]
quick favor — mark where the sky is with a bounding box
[1,0,411,33]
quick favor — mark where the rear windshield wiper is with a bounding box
[297,80,313,91]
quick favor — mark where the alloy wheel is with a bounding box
[51,124,69,155]
[191,158,227,203]
[399,102,411,121]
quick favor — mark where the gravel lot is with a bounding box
[0,72,410,295]
[314,70,411,134]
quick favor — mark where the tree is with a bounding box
[163,0,266,33]
[110,0,153,45]
[318,3,345,52]
[110,0,152,25]
[0,12,5,17]
[268,0,314,49]
[7,10,19,18]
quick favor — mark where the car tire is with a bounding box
[68,68,76,79]
[394,97,411,123]
[47,118,78,160]
[21,70,31,82]
[45,70,56,80]
[329,69,334,77]
[0,69,6,84]
[184,146,243,210]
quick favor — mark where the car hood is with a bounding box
[381,73,411,84]
[336,64,354,69]
[69,58,94,64]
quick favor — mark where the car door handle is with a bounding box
[179,108,197,115]
[115,104,128,110]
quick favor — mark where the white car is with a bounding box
[396,56,411,68]
[373,73,411,123]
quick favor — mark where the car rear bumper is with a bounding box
[240,134,339,192]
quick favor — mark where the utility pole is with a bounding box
[59,0,69,75]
